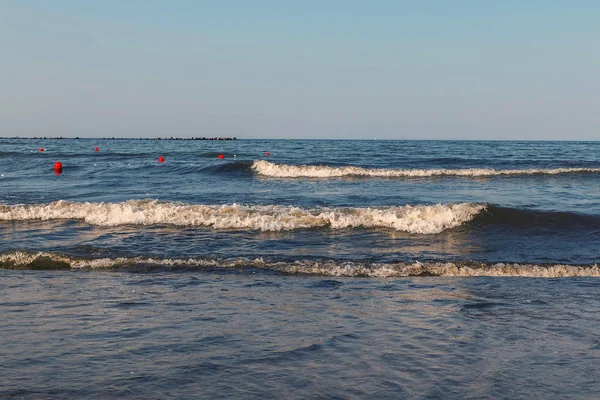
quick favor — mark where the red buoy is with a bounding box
[265,152,271,156]
[94,147,99,152]
[218,154,225,159]
[158,156,165,163]
[39,148,44,152]
[54,161,62,173]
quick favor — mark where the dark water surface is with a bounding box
[1,139,600,398]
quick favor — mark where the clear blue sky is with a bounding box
[1,1,599,139]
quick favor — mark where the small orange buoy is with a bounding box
[53,161,62,173]
[265,152,270,156]
[94,147,99,152]
[39,148,45,152]
[218,154,225,159]
[158,156,165,163]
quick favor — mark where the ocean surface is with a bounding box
[1,139,600,398]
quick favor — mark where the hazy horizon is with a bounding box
[2,1,599,140]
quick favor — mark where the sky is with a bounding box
[1,1,599,140]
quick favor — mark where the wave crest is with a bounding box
[252,160,600,178]
[0,200,484,234]
[2,251,599,278]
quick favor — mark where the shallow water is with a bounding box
[2,270,600,399]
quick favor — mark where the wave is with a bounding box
[0,200,484,234]
[202,161,253,174]
[2,251,599,277]
[474,205,600,229]
[251,160,600,178]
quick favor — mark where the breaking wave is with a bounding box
[251,160,600,178]
[2,251,599,278]
[0,200,485,234]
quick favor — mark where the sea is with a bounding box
[1,138,599,399]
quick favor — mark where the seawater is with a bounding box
[1,139,600,398]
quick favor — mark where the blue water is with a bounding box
[2,139,600,266]
[1,139,600,398]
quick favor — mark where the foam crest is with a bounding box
[2,251,599,278]
[0,200,484,234]
[252,160,600,178]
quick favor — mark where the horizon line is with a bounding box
[1,136,599,142]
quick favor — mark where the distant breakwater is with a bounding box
[7,136,238,140]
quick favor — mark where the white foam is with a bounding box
[252,160,600,178]
[0,200,484,234]
[2,251,599,278]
